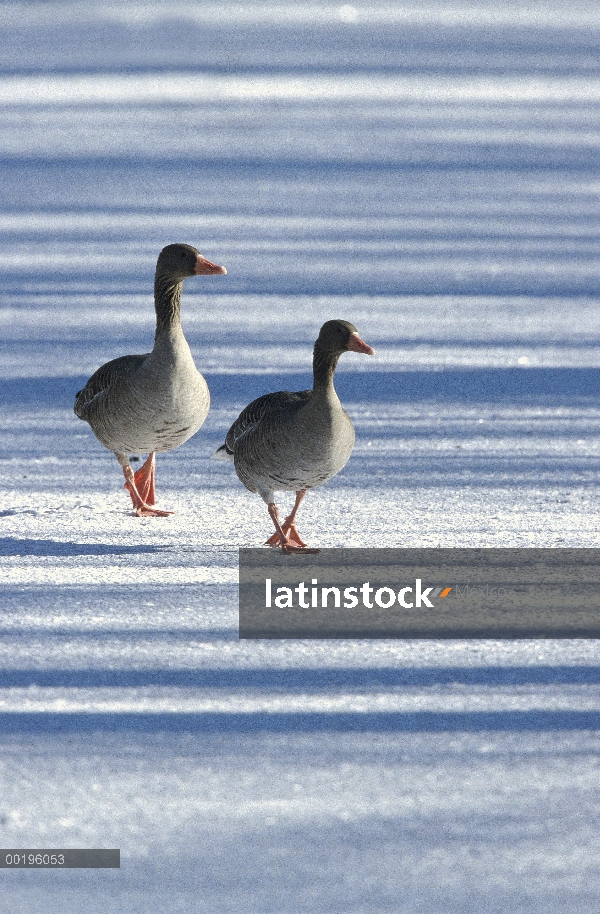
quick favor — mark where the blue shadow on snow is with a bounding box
[0,710,598,734]
[3,368,600,410]
[0,665,599,689]
[0,537,168,557]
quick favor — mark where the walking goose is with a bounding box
[213,319,374,551]
[75,243,226,516]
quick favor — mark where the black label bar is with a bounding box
[0,849,120,868]
[239,548,600,638]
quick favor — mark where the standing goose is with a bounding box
[213,320,374,551]
[75,243,226,516]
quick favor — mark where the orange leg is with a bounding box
[122,457,173,517]
[265,490,308,548]
[124,452,156,505]
[267,496,317,553]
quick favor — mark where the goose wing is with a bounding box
[74,353,149,420]
[221,389,311,456]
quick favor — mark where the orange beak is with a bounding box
[347,331,375,355]
[194,254,227,275]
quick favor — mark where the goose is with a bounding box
[75,242,226,516]
[213,319,374,551]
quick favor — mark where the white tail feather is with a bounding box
[211,445,234,461]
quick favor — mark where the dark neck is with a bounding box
[154,275,183,334]
[312,343,341,393]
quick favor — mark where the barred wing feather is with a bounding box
[223,389,311,454]
[74,354,148,420]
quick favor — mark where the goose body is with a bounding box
[214,320,374,550]
[75,243,226,516]
[77,330,209,457]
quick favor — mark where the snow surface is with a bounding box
[1,1,600,911]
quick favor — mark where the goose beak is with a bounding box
[194,254,227,275]
[347,331,375,355]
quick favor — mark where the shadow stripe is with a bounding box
[4,368,600,409]
[1,710,599,734]
[1,666,600,689]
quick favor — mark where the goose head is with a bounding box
[156,243,227,282]
[315,320,375,357]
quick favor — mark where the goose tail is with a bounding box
[211,444,234,462]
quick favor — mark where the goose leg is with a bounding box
[124,452,157,505]
[265,489,308,548]
[267,498,317,553]
[267,502,302,553]
[122,460,173,517]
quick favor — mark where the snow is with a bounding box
[1,1,600,911]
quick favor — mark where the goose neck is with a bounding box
[154,275,183,334]
[312,344,341,394]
